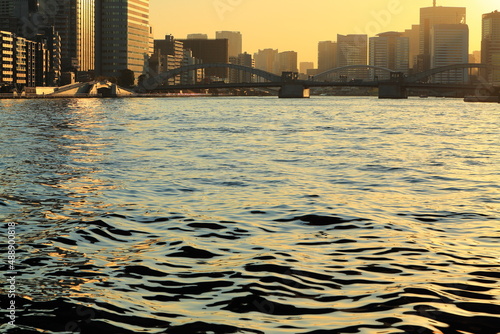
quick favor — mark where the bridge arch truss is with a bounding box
[139,63,282,91]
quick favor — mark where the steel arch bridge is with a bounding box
[141,63,281,90]
[406,63,490,82]
[313,65,397,81]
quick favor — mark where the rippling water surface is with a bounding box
[1,97,499,334]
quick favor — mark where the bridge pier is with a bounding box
[378,83,408,99]
[279,84,310,98]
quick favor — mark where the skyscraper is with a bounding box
[418,4,466,71]
[369,32,409,80]
[95,0,151,80]
[318,41,337,73]
[430,24,469,83]
[337,34,368,79]
[481,11,500,84]
[54,0,95,72]
[216,31,242,58]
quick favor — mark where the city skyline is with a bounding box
[150,0,498,65]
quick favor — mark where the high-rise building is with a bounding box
[0,30,48,88]
[418,4,466,71]
[216,31,242,58]
[481,10,500,84]
[275,51,298,74]
[95,0,151,81]
[337,34,368,79]
[187,33,208,40]
[54,0,95,72]
[318,41,337,73]
[0,30,14,85]
[369,31,409,80]
[0,0,93,73]
[430,24,469,83]
[254,48,278,75]
[402,25,420,70]
[178,38,229,80]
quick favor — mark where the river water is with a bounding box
[0,97,499,334]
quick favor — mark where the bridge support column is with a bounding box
[378,84,408,99]
[279,84,310,98]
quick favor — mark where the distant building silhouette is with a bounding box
[300,62,314,74]
[95,0,151,81]
[481,11,500,84]
[369,31,409,80]
[187,33,208,40]
[254,48,278,76]
[275,51,298,75]
[337,34,368,80]
[179,38,229,80]
[430,24,469,83]
[216,31,242,58]
[318,41,337,73]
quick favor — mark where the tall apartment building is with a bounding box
[0,30,49,88]
[337,34,368,79]
[0,30,14,86]
[318,41,337,73]
[216,31,242,58]
[418,5,466,71]
[430,24,469,83]
[369,31,409,80]
[178,38,229,80]
[95,0,151,81]
[254,48,278,75]
[481,11,500,84]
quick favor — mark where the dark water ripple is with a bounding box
[1,98,499,333]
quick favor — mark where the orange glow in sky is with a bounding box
[150,0,499,64]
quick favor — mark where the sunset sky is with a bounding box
[150,0,499,65]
